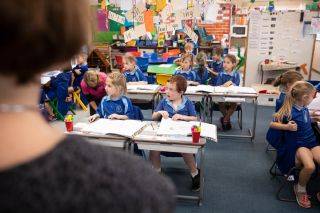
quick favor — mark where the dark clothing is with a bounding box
[0,135,176,213]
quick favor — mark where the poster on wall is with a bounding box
[311,18,320,34]
[184,24,198,43]
[97,9,109,32]
[108,11,125,25]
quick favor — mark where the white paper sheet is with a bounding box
[127,84,160,91]
[81,119,147,138]
[157,118,217,142]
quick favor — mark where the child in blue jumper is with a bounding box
[209,47,224,85]
[72,53,89,89]
[89,72,134,122]
[194,51,218,85]
[150,75,200,191]
[215,54,240,130]
[123,53,147,84]
[273,81,320,208]
[174,54,198,86]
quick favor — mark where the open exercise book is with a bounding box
[127,84,160,91]
[186,85,257,95]
[157,118,218,142]
[74,119,147,138]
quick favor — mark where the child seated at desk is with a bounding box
[272,81,320,208]
[174,54,198,86]
[194,51,218,85]
[209,47,224,85]
[215,54,240,130]
[123,53,147,84]
[150,75,200,191]
[72,52,89,89]
[89,72,134,122]
[174,42,195,66]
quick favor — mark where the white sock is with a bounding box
[155,167,161,173]
[191,169,198,178]
[297,184,306,193]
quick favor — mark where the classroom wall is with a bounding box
[236,0,313,10]
[311,40,320,81]
[197,3,231,41]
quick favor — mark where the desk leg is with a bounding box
[251,97,258,142]
[199,146,205,206]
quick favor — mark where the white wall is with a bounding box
[233,0,313,10]
[311,40,320,81]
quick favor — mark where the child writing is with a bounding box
[150,75,200,191]
[123,53,147,84]
[194,51,218,85]
[209,47,224,85]
[215,54,240,130]
[174,54,198,86]
[273,81,319,208]
[88,72,134,122]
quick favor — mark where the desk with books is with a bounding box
[68,119,217,206]
[126,84,162,110]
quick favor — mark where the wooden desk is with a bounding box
[260,61,299,84]
[126,85,161,109]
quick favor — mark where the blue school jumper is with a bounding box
[174,69,197,81]
[73,64,89,89]
[266,92,287,149]
[209,60,223,85]
[194,66,209,85]
[276,106,319,174]
[155,96,196,117]
[215,70,240,86]
[49,72,72,116]
[97,96,134,119]
[124,66,147,82]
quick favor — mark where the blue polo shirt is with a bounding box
[155,96,196,118]
[194,66,209,85]
[174,69,197,81]
[124,66,147,82]
[97,96,134,119]
[209,60,223,85]
[215,70,240,86]
[73,64,89,89]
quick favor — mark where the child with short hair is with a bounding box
[88,72,134,122]
[215,54,240,130]
[209,47,224,85]
[150,75,200,191]
[194,51,218,85]
[72,52,89,89]
[174,54,198,85]
[273,81,319,208]
[123,53,147,84]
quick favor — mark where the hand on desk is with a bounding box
[223,81,233,87]
[88,114,100,123]
[108,114,128,120]
[157,111,169,119]
[172,114,184,121]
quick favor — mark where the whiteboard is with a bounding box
[245,10,316,86]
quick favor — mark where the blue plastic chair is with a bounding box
[167,56,179,64]
[136,57,149,73]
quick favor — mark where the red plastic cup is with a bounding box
[192,131,201,143]
[65,121,73,132]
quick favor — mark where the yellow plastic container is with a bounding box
[156,74,172,86]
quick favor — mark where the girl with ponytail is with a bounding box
[272,81,319,208]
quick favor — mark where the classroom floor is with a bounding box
[51,103,320,213]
